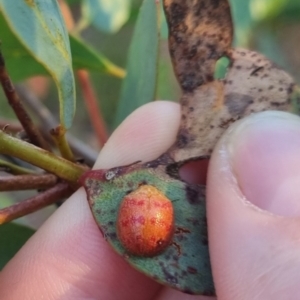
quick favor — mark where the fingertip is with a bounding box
[207,111,300,299]
[96,101,181,168]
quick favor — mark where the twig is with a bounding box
[0,154,38,171]
[0,49,51,151]
[65,137,97,166]
[0,159,35,175]
[77,70,109,146]
[0,130,87,183]
[15,84,98,166]
[0,174,57,191]
[50,125,75,161]
[0,182,73,224]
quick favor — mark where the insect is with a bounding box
[116,185,174,257]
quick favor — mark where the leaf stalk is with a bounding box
[0,130,87,183]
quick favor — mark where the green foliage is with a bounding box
[0,0,76,129]
[0,21,124,81]
[250,0,300,81]
[230,0,252,45]
[250,0,300,22]
[0,0,299,131]
[214,57,230,80]
[0,223,35,270]
[81,0,131,33]
[113,0,159,127]
[70,34,125,78]
[0,12,49,81]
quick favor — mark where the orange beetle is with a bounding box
[117,185,174,257]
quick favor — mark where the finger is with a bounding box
[0,101,181,300]
[155,287,216,300]
[95,101,180,168]
[207,111,300,300]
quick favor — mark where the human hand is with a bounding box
[0,101,300,300]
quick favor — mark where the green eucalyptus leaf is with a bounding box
[0,0,76,129]
[159,0,168,40]
[0,223,35,270]
[81,165,214,295]
[0,12,49,81]
[82,0,131,33]
[70,34,125,78]
[114,0,159,127]
[230,0,252,45]
[0,16,124,81]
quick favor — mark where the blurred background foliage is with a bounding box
[1,0,300,135]
[0,0,299,268]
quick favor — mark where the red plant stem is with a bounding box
[77,70,108,146]
[0,182,74,224]
[0,50,51,151]
[0,174,58,191]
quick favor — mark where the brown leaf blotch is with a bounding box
[163,0,233,92]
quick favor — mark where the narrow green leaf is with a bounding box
[82,0,131,33]
[0,223,35,270]
[0,15,124,80]
[230,0,252,45]
[159,0,168,40]
[70,35,125,78]
[114,0,159,127]
[0,0,76,129]
[0,12,49,81]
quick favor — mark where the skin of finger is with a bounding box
[155,287,216,300]
[207,119,300,300]
[0,101,186,300]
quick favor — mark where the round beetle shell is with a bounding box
[117,185,174,257]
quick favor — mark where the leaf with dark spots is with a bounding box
[166,80,226,161]
[165,48,299,162]
[163,0,233,92]
[81,0,300,296]
[223,48,297,117]
[81,165,214,295]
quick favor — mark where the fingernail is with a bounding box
[224,111,300,217]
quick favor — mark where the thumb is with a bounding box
[207,111,300,300]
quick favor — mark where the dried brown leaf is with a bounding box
[163,0,233,92]
[166,49,299,162]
